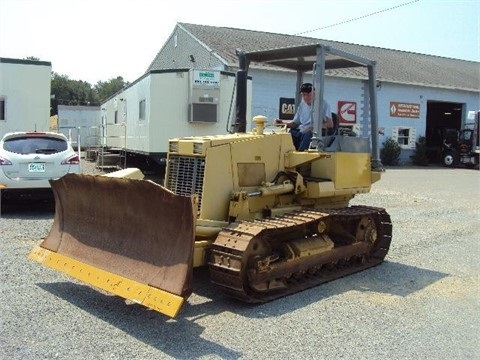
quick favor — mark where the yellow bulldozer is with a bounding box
[29,44,392,318]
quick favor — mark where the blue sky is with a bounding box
[1,0,478,84]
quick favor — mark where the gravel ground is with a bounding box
[0,160,479,360]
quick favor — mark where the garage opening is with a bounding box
[425,100,464,163]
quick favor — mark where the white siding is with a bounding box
[57,105,102,147]
[0,60,51,136]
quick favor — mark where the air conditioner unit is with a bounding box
[189,70,220,123]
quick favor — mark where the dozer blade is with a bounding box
[28,173,196,318]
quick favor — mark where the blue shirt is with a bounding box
[292,100,331,133]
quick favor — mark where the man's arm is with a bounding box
[275,119,298,129]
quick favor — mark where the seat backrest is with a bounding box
[327,112,339,136]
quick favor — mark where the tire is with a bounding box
[442,151,457,167]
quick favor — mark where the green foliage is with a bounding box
[380,137,401,166]
[50,73,129,115]
[94,76,128,102]
[51,72,98,107]
[410,136,429,166]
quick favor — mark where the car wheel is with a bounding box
[442,152,456,167]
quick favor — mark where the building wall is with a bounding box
[57,105,102,148]
[0,58,51,137]
[249,69,371,134]
[248,68,479,163]
[249,69,297,120]
[377,83,478,162]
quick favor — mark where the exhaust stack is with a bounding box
[232,49,247,133]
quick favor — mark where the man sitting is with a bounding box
[276,83,333,150]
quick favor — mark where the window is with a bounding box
[392,126,416,149]
[114,110,118,124]
[397,128,410,146]
[4,135,68,154]
[139,99,146,120]
[0,97,5,121]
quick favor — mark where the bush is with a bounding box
[410,136,429,166]
[380,138,401,165]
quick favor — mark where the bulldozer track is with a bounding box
[208,206,392,303]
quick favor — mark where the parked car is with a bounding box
[0,131,80,198]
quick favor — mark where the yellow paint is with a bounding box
[306,181,335,197]
[285,151,327,168]
[28,246,185,318]
[311,153,371,189]
[192,240,212,267]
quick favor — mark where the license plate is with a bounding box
[28,163,46,172]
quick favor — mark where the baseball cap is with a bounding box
[300,83,313,93]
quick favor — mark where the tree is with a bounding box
[94,76,129,102]
[51,72,99,106]
[380,138,402,166]
[410,136,429,166]
[50,73,129,115]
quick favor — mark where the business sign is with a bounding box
[390,102,420,118]
[337,101,357,124]
[192,70,220,87]
[279,97,295,120]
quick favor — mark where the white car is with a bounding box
[0,131,81,197]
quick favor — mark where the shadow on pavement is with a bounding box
[36,260,447,344]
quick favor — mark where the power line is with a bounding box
[294,0,420,36]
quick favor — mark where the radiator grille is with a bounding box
[166,155,205,213]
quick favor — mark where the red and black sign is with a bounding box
[337,101,357,124]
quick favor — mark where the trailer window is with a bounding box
[139,99,146,120]
[0,97,5,121]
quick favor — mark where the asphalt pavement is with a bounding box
[0,166,479,359]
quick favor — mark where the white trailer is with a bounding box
[100,69,252,174]
[0,58,51,137]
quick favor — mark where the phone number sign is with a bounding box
[390,102,420,118]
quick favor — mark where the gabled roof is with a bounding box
[150,23,479,92]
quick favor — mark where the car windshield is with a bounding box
[3,136,68,154]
